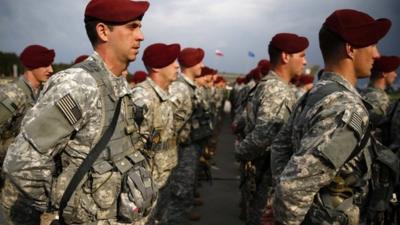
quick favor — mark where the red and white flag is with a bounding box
[215,49,224,57]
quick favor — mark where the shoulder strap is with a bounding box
[302,82,371,162]
[58,97,122,223]
[304,82,347,108]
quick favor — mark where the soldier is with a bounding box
[1,0,154,224]
[235,33,308,225]
[362,56,399,126]
[271,9,392,224]
[160,47,205,225]
[131,43,180,225]
[0,44,54,186]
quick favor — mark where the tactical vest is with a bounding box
[62,61,156,223]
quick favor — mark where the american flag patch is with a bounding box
[56,94,82,125]
[348,112,363,138]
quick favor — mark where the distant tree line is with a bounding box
[0,51,72,77]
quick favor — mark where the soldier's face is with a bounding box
[108,20,144,64]
[31,65,53,83]
[354,44,380,78]
[288,50,307,77]
[161,60,179,83]
[385,71,397,86]
[191,62,204,77]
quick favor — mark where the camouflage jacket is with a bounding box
[271,72,370,224]
[235,71,296,161]
[389,99,400,150]
[169,73,196,144]
[362,85,390,126]
[2,52,133,211]
[0,76,39,136]
[131,78,176,187]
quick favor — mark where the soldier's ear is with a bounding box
[345,43,355,60]
[281,52,290,64]
[96,22,111,42]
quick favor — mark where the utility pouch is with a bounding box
[191,118,213,142]
[118,152,157,222]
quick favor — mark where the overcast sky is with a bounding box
[0,0,399,74]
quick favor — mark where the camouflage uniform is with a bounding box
[0,76,39,177]
[272,72,371,225]
[389,100,400,151]
[159,74,197,225]
[1,52,155,225]
[362,85,390,126]
[235,71,296,225]
[131,78,176,225]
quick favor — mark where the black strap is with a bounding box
[58,97,123,222]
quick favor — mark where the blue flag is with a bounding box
[248,51,255,58]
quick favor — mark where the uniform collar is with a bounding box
[179,73,196,89]
[89,51,131,98]
[145,77,169,102]
[263,70,291,87]
[20,76,39,99]
[320,72,362,98]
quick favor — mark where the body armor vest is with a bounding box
[67,61,156,222]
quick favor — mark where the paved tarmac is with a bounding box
[193,114,243,225]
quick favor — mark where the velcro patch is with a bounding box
[56,94,82,125]
[348,112,363,139]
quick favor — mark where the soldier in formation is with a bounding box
[234,33,308,225]
[1,0,156,224]
[160,47,205,225]
[0,44,55,188]
[132,43,180,225]
[271,9,394,225]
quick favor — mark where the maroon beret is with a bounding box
[199,66,214,77]
[372,56,400,73]
[214,76,226,84]
[250,67,262,81]
[142,43,180,69]
[129,70,147,84]
[269,33,309,54]
[178,48,205,68]
[74,55,89,64]
[298,75,314,85]
[20,44,55,69]
[324,9,391,48]
[85,0,150,23]
[257,59,270,75]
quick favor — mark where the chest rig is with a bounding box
[71,61,156,222]
[76,61,142,174]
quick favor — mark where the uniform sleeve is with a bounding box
[273,100,369,224]
[169,82,192,133]
[270,117,294,183]
[2,71,99,211]
[236,87,292,161]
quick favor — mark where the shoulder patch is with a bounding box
[56,94,82,125]
[347,111,363,139]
